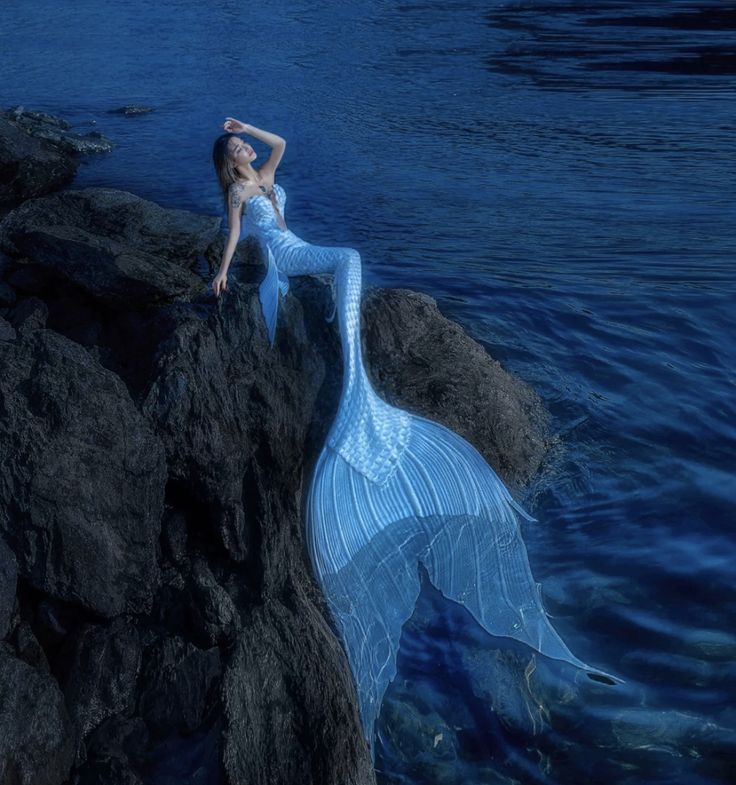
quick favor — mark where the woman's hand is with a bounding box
[213,271,229,297]
[223,117,249,134]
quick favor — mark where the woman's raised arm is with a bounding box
[223,118,286,176]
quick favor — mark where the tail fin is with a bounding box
[258,246,290,346]
[306,405,621,760]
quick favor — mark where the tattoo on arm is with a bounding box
[229,185,244,209]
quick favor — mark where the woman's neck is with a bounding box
[235,163,262,184]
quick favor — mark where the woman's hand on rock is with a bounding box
[223,117,249,134]
[213,271,228,297]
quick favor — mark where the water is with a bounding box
[2,1,735,783]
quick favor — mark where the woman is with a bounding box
[211,118,619,760]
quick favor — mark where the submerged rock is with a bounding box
[108,105,155,116]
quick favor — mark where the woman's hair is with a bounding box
[212,132,241,212]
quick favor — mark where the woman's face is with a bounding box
[227,136,256,165]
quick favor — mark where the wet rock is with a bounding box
[137,635,221,739]
[362,288,550,487]
[11,620,50,671]
[71,713,148,785]
[0,117,78,206]
[2,106,113,155]
[0,327,166,617]
[0,280,16,307]
[0,188,217,308]
[0,314,16,340]
[6,294,48,332]
[58,617,142,746]
[148,556,240,649]
[0,536,17,638]
[108,105,155,116]
[222,594,376,785]
[141,279,324,564]
[0,643,76,785]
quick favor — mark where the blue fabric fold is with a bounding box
[258,246,289,346]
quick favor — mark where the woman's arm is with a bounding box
[223,117,286,176]
[213,183,245,296]
[242,122,285,150]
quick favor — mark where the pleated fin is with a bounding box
[258,246,285,347]
[306,409,621,760]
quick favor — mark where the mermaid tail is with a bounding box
[253,235,620,760]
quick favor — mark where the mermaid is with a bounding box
[211,118,619,760]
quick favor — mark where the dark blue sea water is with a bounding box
[2,1,735,783]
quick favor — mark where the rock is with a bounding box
[0,117,78,206]
[0,536,17,639]
[0,314,16,340]
[222,594,376,785]
[0,280,16,307]
[0,643,77,785]
[108,105,155,116]
[0,327,166,617]
[141,279,325,563]
[362,288,550,487]
[2,106,113,155]
[71,714,148,785]
[0,188,217,309]
[58,618,142,746]
[6,294,48,332]
[148,555,240,649]
[11,620,50,672]
[137,635,220,739]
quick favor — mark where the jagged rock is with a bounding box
[0,314,16,340]
[6,294,48,332]
[362,287,550,486]
[141,279,326,563]
[0,643,76,785]
[71,714,148,785]
[187,556,240,647]
[0,327,166,617]
[108,105,155,116]
[137,635,221,739]
[161,507,188,566]
[222,593,376,785]
[58,617,142,748]
[0,188,217,308]
[0,117,78,206]
[11,620,50,672]
[0,280,16,308]
[0,536,17,638]
[2,106,113,155]
[147,554,240,649]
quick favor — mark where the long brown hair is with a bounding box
[212,133,242,213]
